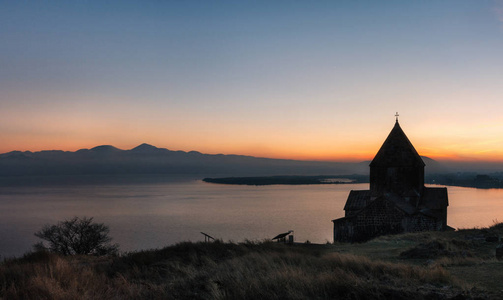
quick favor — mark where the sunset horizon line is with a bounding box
[3,142,503,164]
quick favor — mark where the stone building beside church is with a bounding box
[332,119,449,242]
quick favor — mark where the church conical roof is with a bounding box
[370,121,425,167]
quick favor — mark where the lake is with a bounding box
[1,180,502,257]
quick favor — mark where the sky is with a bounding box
[2,1,503,162]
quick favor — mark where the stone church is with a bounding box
[332,119,449,242]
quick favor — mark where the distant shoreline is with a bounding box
[205,173,503,189]
[202,175,369,186]
[2,173,503,189]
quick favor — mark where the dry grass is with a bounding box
[3,222,503,299]
[1,240,482,300]
[0,252,132,299]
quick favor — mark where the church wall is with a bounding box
[335,198,408,242]
[402,214,442,232]
[333,218,355,242]
[345,209,360,217]
[370,166,424,197]
[334,202,447,242]
[352,198,406,241]
[443,208,447,230]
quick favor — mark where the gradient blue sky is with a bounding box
[2,1,503,161]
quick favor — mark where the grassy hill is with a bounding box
[2,223,503,299]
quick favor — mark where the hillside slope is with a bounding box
[2,223,502,299]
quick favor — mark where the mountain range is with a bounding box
[0,143,451,179]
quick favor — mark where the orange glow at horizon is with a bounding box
[5,136,503,163]
[3,95,503,163]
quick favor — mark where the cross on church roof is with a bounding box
[395,112,399,122]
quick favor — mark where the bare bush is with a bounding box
[34,217,118,256]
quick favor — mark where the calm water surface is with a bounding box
[0,180,502,257]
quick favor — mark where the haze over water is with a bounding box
[1,180,501,258]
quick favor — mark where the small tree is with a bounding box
[34,217,119,256]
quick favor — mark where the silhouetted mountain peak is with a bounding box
[89,145,121,153]
[421,156,448,174]
[131,143,158,151]
[0,151,34,160]
[421,156,434,163]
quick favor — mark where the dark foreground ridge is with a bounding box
[2,223,503,299]
[203,175,369,185]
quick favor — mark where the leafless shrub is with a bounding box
[34,217,118,256]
